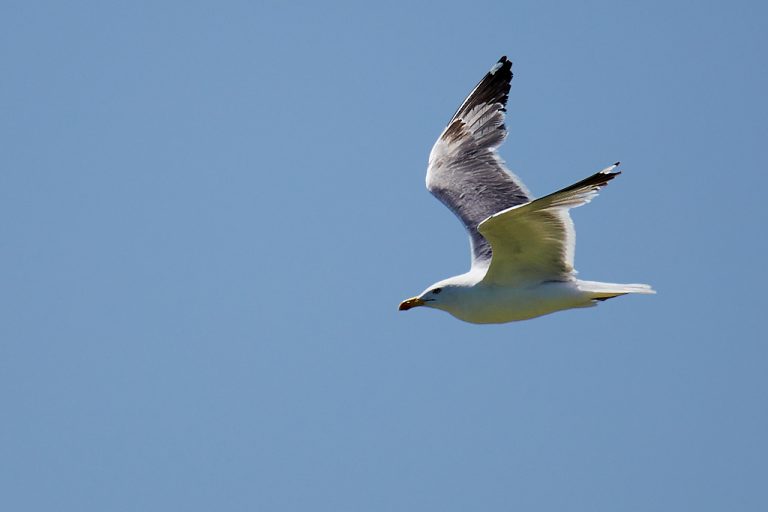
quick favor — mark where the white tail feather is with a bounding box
[577,280,656,300]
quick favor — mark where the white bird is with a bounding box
[398,56,654,323]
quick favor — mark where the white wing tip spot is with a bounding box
[490,61,503,74]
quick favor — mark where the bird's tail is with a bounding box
[577,280,656,302]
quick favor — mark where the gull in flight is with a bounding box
[399,56,654,323]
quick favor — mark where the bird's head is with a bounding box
[398,281,461,312]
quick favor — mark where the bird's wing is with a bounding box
[426,56,531,266]
[477,164,621,286]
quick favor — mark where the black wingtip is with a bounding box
[447,56,514,125]
[489,56,512,76]
[600,170,621,183]
[558,167,621,195]
[614,161,621,166]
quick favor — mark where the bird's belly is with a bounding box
[449,283,592,324]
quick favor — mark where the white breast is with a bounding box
[444,281,595,324]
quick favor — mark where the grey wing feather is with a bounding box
[426,56,531,265]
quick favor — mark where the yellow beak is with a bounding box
[398,297,425,311]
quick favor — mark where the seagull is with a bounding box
[398,56,654,323]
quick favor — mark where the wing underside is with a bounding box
[426,56,530,265]
[477,165,621,286]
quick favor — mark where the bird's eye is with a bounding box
[432,288,442,295]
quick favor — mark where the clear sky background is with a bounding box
[2,1,766,510]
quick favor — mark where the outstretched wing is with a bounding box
[477,164,621,286]
[426,56,531,266]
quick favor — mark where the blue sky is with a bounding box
[2,0,766,510]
